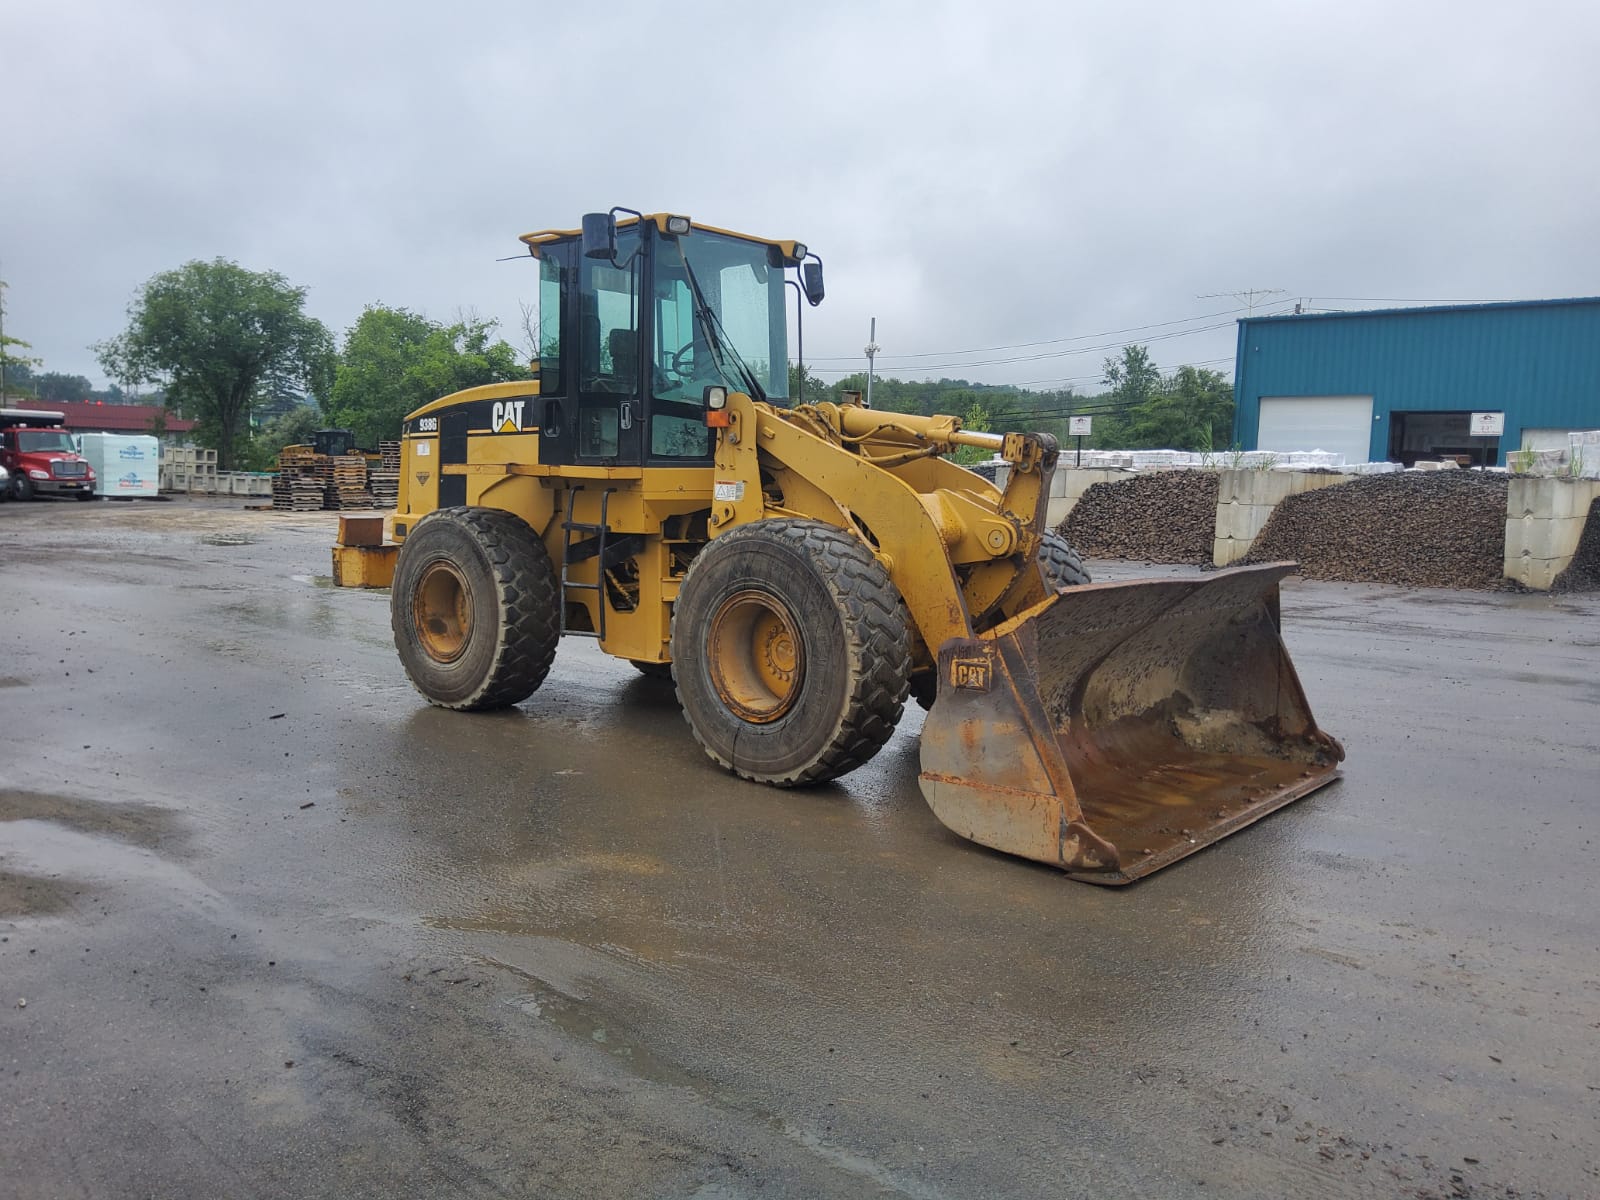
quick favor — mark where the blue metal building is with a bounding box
[1231,297,1600,467]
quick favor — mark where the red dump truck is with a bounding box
[0,409,97,500]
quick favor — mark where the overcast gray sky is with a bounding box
[4,0,1597,396]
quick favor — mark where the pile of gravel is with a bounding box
[1242,471,1510,589]
[1059,470,1219,564]
[1551,497,1600,593]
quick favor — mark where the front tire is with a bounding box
[673,519,910,786]
[1038,529,1091,589]
[391,507,560,710]
[13,476,34,501]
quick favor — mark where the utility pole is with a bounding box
[1198,288,1286,316]
[864,317,879,410]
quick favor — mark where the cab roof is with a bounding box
[518,214,805,264]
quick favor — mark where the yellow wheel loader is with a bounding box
[361,209,1343,883]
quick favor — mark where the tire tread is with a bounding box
[674,519,910,787]
[392,506,560,710]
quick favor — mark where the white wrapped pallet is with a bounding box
[76,433,161,498]
[1569,431,1600,479]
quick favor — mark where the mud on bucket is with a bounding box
[918,563,1344,884]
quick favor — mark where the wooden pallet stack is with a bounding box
[330,454,373,510]
[369,441,401,509]
[271,470,328,511]
[274,446,334,511]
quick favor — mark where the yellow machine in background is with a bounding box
[344,209,1342,883]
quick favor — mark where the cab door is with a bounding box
[537,227,645,468]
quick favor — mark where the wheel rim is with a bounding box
[707,589,804,723]
[414,561,473,663]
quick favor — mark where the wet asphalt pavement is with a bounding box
[1,499,1597,1199]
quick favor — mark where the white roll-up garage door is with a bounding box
[1257,395,1374,466]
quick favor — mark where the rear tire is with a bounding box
[673,519,910,786]
[391,507,560,710]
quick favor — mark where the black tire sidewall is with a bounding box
[674,530,857,781]
[1039,530,1091,588]
[392,513,515,707]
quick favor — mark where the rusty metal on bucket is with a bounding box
[919,563,1344,884]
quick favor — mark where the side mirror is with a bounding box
[581,212,617,261]
[801,260,825,306]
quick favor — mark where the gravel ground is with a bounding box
[1552,496,1600,592]
[1242,470,1511,589]
[1059,470,1219,564]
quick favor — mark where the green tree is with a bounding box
[1092,344,1161,447]
[1,278,44,396]
[1122,365,1234,451]
[34,372,95,402]
[326,306,529,449]
[242,404,323,470]
[950,396,994,465]
[787,361,827,404]
[95,259,334,469]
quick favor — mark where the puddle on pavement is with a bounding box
[0,789,184,852]
[485,955,701,1091]
[0,677,28,689]
[0,869,78,918]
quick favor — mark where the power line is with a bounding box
[808,318,1242,375]
[805,306,1246,364]
[1014,354,1237,390]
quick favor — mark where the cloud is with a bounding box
[3,0,1596,393]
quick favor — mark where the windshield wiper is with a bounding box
[678,252,767,403]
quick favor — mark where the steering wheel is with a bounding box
[669,344,697,376]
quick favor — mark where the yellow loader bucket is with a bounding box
[919,563,1343,884]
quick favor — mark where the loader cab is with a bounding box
[528,214,798,470]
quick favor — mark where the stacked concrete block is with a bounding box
[1212,469,1353,567]
[162,446,220,493]
[1503,477,1600,590]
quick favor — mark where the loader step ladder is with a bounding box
[559,486,615,640]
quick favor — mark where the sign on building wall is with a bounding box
[1470,412,1505,437]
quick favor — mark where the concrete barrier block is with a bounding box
[1216,469,1249,505]
[1506,515,1585,562]
[1508,476,1554,519]
[1552,479,1600,520]
[1506,556,1562,591]
[1213,501,1253,542]
[1213,536,1249,567]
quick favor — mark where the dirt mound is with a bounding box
[1243,471,1509,589]
[1060,470,1219,564]
[1551,498,1600,593]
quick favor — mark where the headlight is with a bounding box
[29,469,49,479]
